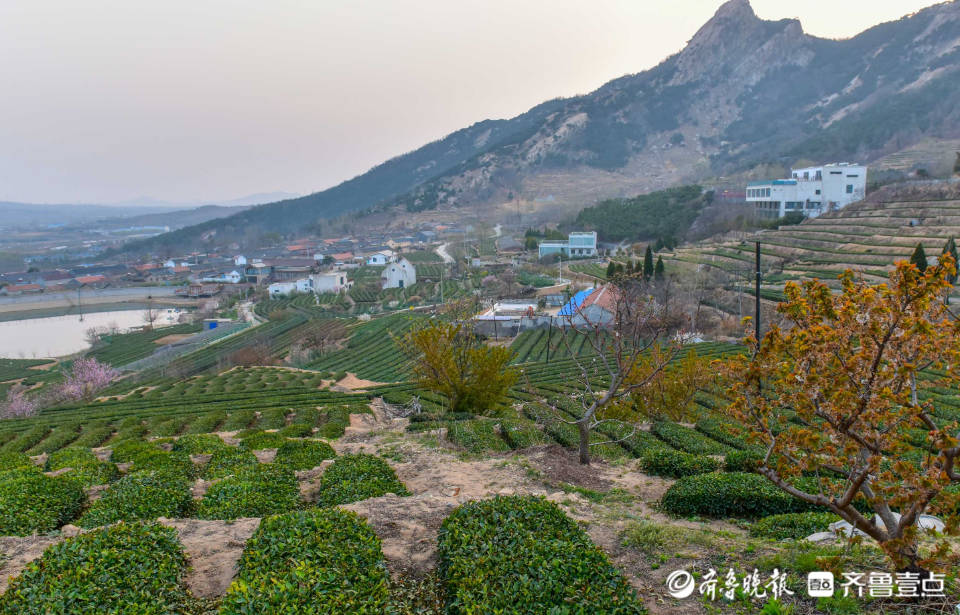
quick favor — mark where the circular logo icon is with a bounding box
[666,569,695,599]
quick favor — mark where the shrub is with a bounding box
[219,509,391,614]
[195,464,300,520]
[499,419,548,449]
[256,407,288,430]
[316,420,347,439]
[130,450,196,478]
[447,419,510,453]
[661,472,819,519]
[750,512,841,541]
[0,469,86,535]
[725,449,763,473]
[71,423,114,448]
[640,449,721,478]
[277,423,314,438]
[78,470,193,528]
[0,450,34,471]
[695,418,752,450]
[3,425,49,453]
[438,495,644,614]
[183,410,227,434]
[45,447,119,487]
[274,439,336,470]
[316,454,409,506]
[203,446,258,479]
[238,430,287,450]
[0,522,190,614]
[651,422,734,455]
[171,434,228,455]
[222,409,256,431]
[110,439,159,463]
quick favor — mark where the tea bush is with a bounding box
[218,509,391,614]
[109,439,159,463]
[639,449,721,478]
[45,447,119,488]
[316,453,409,507]
[0,451,34,471]
[238,430,287,450]
[725,449,763,473]
[130,449,196,478]
[447,419,510,453]
[78,470,193,528]
[171,434,228,455]
[661,472,818,518]
[0,469,86,535]
[499,419,548,449]
[437,495,645,614]
[0,522,190,614]
[277,423,314,438]
[750,512,840,540]
[203,446,258,479]
[196,464,300,520]
[651,422,734,455]
[274,439,336,470]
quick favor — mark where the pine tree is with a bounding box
[911,243,928,272]
[605,261,616,279]
[942,238,958,283]
[654,256,665,281]
[643,246,654,279]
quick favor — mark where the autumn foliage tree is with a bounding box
[401,318,517,414]
[723,258,960,573]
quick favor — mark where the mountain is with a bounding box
[123,0,960,253]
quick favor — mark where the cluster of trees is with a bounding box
[1,358,120,419]
[575,185,711,243]
[605,246,664,281]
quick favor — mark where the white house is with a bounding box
[747,163,867,220]
[366,250,396,266]
[268,281,298,298]
[234,255,247,266]
[311,271,351,293]
[381,257,416,289]
[295,278,314,293]
[202,270,243,284]
[538,231,598,259]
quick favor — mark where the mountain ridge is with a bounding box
[121,0,960,253]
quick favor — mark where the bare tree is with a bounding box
[547,278,687,464]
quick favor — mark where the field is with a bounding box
[88,323,203,366]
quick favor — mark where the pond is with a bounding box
[0,308,183,359]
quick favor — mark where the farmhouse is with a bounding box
[311,271,351,293]
[557,284,620,328]
[366,250,396,266]
[381,257,416,289]
[747,163,867,220]
[538,231,598,259]
[268,281,298,298]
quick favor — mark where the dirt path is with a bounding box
[157,517,261,598]
[0,535,62,593]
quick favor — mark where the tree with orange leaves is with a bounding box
[724,256,960,574]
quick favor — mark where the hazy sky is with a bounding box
[0,0,940,205]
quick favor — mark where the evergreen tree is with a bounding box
[605,261,616,279]
[942,238,958,283]
[911,243,928,272]
[643,246,654,279]
[654,256,665,281]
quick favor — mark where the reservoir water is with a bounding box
[0,309,181,359]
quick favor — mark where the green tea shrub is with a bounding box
[437,495,644,614]
[277,423,314,438]
[2,426,50,453]
[0,522,190,614]
[651,422,734,455]
[184,410,227,434]
[695,418,752,450]
[725,449,763,473]
[0,470,86,535]
[661,472,818,518]
[256,408,287,430]
[78,470,193,528]
[171,434,228,455]
[131,450,196,478]
[238,430,287,450]
[203,446,258,479]
[196,464,300,520]
[316,454,409,506]
[110,439,159,463]
[71,423,114,448]
[447,419,510,453]
[222,409,256,431]
[218,509,391,614]
[45,447,119,487]
[750,512,840,540]
[0,451,34,471]
[640,449,721,478]
[274,439,336,470]
[499,419,548,449]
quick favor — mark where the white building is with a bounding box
[381,257,416,289]
[234,255,247,266]
[538,231,598,259]
[366,250,396,266]
[295,278,314,294]
[202,270,243,284]
[268,281,298,298]
[311,271,351,293]
[747,163,867,220]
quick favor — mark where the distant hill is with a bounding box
[0,202,180,229]
[122,0,960,254]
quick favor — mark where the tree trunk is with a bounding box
[577,420,591,465]
[893,541,927,577]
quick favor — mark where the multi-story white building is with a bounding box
[538,231,598,259]
[747,163,867,220]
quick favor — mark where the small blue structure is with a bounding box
[558,288,595,317]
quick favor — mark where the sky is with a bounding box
[0,0,941,205]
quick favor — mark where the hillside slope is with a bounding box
[125,0,960,253]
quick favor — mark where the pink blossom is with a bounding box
[1,387,38,419]
[58,358,121,403]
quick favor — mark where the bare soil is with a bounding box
[152,333,194,345]
[157,517,261,598]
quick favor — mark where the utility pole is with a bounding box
[755,241,761,341]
